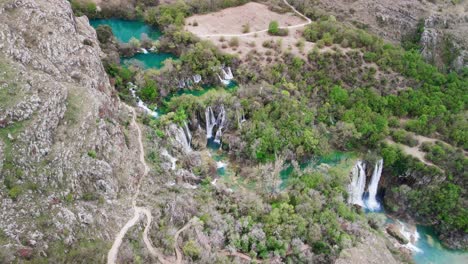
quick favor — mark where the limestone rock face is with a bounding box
[336,230,403,264]
[0,0,141,260]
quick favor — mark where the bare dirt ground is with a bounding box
[185,2,305,35]
[385,134,443,168]
[185,2,319,60]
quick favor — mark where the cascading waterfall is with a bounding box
[183,121,192,146]
[366,159,384,211]
[128,83,158,118]
[216,161,227,169]
[225,67,234,80]
[205,106,217,139]
[222,67,234,80]
[217,74,230,86]
[348,161,367,207]
[214,106,226,144]
[140,48,148,54]
[178,79,185,88]
[193,74,202,83]
[397,220,422,253]
[169,124,191,153]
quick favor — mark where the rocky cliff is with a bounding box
[0,0,142,261]
[290,0,468,71]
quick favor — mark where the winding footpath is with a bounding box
[174,218,198,264]
[107,105,170,264]
[201,0,312,37]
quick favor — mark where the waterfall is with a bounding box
[216,161,227,169]
[214,106,226,144]
[366,159,384,211]
[225,67,234,79]
[211,178,218,186]
[140,48,149,54]
[348,161,367,207]
[193,74,202,84]
[169,124,191,153]
[217,74,230,86]
[183,121,192,146]
[205,106,217,139]
[128,83,158,118]
[397,221,423,253]
[161,148,177,170]
[178,79,186,88]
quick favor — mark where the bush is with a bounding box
[268,21,288,36]
[182,240,200,260]
[242,23,250,33]
[96,25,114,44]
[391,129,418,147]
[87,150,97,159]
[8,186,22,200]
[228,37,239,47]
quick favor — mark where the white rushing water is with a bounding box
[222,67,234,80]
[348,161,367,207]
[216,161,227,169]
[193,74,202,83]
[214,105,226,144]
[397,220,423,253]
[217,74,231,86]
[205,106,217,139]
[183,121,192,146]
[128,83,158,118]
[366,159,384,211]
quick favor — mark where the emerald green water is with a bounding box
[369,212,468,264]
[413,225,468,264]
[90,19,161,43]
[121,53,177,69]
[90,19,176,70]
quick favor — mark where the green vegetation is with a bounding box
[89,1,467,260]
[69,0,97,18]
[95,25,114,44]
[145,2,189,29]
[390,129,418,147]
[268,21,288,36]
[87,150,97,158]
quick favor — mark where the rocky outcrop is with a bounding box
[387,224,409,245]
[0,0,141,261]
[336,230,403,264]
[420,11,468,71]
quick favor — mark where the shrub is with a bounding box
[82,192,98,201]
[242,23,250,33]
[268,21,279,35]
[129,37,141,48]
[182,240,200,260]
[8,186,22,200]
[268,21,288,36]
[96,25,114,44]
[87,150,97,159]
[229,37,239,47]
